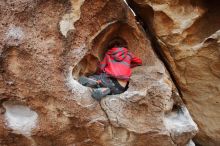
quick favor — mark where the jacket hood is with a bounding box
[107,47,128,61]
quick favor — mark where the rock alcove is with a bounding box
[72,21,152,79]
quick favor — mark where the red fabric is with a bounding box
[98,47,142,80]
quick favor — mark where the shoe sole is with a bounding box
[92,88,111,100]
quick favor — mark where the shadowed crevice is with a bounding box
[125,0,183,97]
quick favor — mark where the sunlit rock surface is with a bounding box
[0,0,197,145]
[127,0,220,145]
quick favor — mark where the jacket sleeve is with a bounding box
[96,55,108,73]
[129,52,142,68]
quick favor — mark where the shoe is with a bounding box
[92,88,111,101]
[78,76,98,87]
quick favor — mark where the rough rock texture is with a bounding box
[126,0,220,145]
[0,0,197,146]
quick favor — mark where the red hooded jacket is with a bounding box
[98,47,142,80]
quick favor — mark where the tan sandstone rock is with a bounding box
[127,0,220,145]
[0,0,197,145]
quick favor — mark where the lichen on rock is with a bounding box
[3,101,38,136]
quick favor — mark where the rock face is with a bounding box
[126,0,220,145]
[0,0,197,146]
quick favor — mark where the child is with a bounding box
[79,38,142,100]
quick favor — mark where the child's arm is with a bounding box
[128,52,142,68]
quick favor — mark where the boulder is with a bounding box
[0,0,197,145]
[126,0,220,145]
